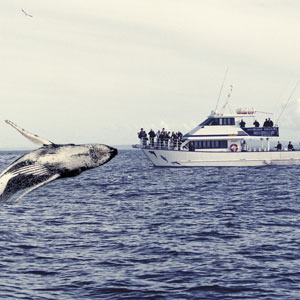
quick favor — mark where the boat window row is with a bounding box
[191,140,228,149]
[199,117,235,126]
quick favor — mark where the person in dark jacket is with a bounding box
[189,141,195,151]
[177,131,183,150]
[288,141,294,151]
[253,120,260,127]
[137,128,147,147]
[268,118,273,127]
[148,129,156,148]
[159,130,165,148]
[275,141,282,151]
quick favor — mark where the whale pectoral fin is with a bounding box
[15,174,60,201]
[0,162,60,202]
[5,120,54,146]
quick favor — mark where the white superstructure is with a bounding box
[139,106,299,167]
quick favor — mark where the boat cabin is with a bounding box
[181,108,278,152]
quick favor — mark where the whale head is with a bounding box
[91,144,118,166]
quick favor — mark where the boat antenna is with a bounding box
[276,79,300,124]
[215,67,229,112]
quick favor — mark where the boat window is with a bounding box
[199,118,220,126]
[219,140,228,148]
[199,118,213,127]
[220,118,235,125]
[199,117,235,126]
[192,140,228,149]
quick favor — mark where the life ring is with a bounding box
[230,144,238,152]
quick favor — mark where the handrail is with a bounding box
[139,138,184,150]
[138,138,297,152]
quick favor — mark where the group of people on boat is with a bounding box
[239,118,274,128]
[263,118,274,127]
[138,128,183,149]
[275,141,295,151]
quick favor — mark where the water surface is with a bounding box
[0,150,300,299]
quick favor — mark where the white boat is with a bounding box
[139,105,300,167]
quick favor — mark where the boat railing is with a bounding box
[139,138,297,152]
[139,138,184,150]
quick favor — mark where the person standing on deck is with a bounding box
[253,120,260,127]
[275,141,282,151]
[148,129,156,148]
[156,130,161,148]
[189,142,195,151]
[288,141,294,151]
[239,119,246,127]
[137,128,147,147]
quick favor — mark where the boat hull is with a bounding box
[142,148,300,167]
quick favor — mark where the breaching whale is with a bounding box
[0,120,118,202]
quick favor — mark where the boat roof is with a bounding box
[183,107,278,141]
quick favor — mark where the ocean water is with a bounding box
[0,150,300,300]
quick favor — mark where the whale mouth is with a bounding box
[110,147,118,158]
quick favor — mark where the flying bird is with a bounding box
[0,120,117,202]
[21,9,33,17]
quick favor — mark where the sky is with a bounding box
[1,0,300,148]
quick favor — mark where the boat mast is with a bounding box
[276,79,300,125]
[220,85,233,114]
[215,67,229,112]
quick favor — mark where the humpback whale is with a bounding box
[0,120,117,202]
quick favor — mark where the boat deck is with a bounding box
[139,140,296,153]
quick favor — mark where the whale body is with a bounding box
[0,121,117,202]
